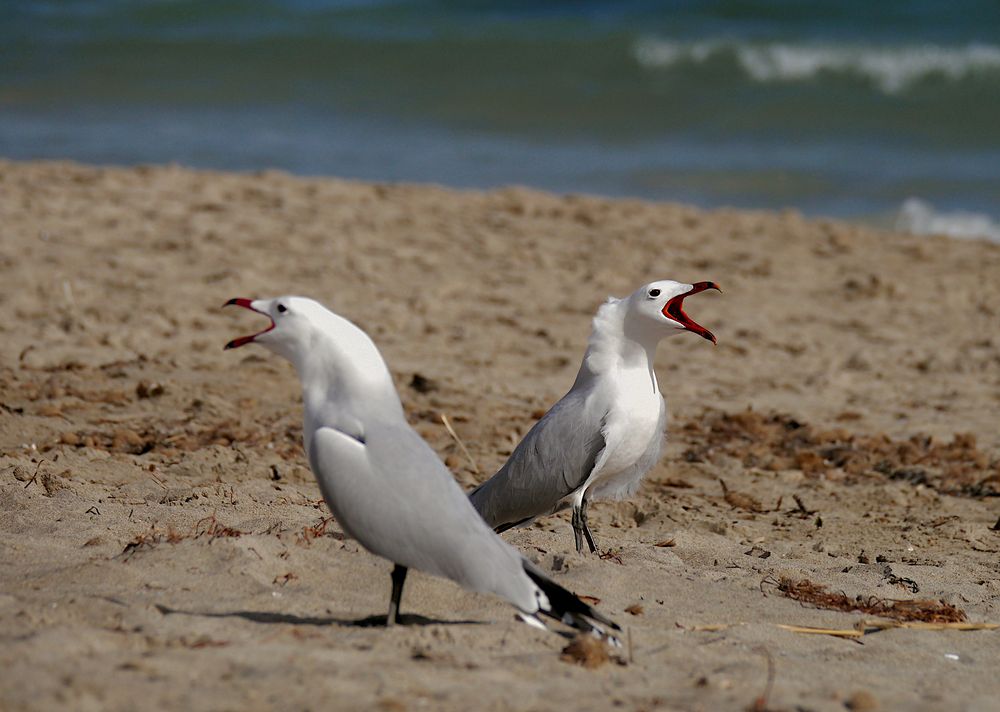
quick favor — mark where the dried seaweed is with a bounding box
[192,514,244,540]
[295,516,335,546]
[119,513,244,559]
[682,409,1000,497]
[762,575,967,623]
[46,416,304,460]
[598,549,624,565]
[560,634,611,669]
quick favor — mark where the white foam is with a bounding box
[895,198,1000,242]
[632,37,1000,94]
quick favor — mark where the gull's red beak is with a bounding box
[223,298,274,350]
[662,281,721,344]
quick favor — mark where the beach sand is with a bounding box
[1,159,998,711]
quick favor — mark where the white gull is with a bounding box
[224,295,619,638]
[470,280,720,553]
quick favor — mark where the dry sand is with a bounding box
[1,159,999,712]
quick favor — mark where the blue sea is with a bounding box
[3,1,1000,239]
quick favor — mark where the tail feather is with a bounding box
[522,559,621,641]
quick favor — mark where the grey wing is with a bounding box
[469,390,607,529]
[308,423,538,611]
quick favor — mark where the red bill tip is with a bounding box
[662,281,719,344]
[223,298,273,350]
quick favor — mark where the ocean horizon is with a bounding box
[3,0,999,240]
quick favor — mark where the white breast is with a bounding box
[587,366,665,497]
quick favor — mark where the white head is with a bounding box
[223,295,396,398]
[224,296,345,358]
[623,279,721,344]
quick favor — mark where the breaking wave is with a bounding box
[633,38,1000,94]
[895,198,1000,242]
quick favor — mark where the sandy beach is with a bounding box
[1,159,999,712]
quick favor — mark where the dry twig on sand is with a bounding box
[777,620,998,640]
[747,646,777,712]
[440,413,481,475]
[719,478,766,513]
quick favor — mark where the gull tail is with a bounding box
[522,560,621,644]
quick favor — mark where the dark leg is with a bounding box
[580,497,598,553]
[387,564,408,626]
[571,505,584,553]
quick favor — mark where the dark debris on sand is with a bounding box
[762,575,967,623]
[682,409,1000,498]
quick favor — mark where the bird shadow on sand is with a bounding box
[154,604,485,628]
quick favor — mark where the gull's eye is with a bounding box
[648,289,661,298]
[276,303,288,314]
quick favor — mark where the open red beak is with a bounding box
[223,298,274,350]
[662,281,721,344]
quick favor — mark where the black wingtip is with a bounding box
[522,560,621,635]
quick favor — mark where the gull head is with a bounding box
[223,295,337,363]
[223,295,402,418]
[627,279,721,344]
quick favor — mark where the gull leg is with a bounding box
[580,497,598,553]
[386,564,408,626]
[571,505,585,553]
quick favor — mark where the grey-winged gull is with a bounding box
[224,296,619,638]
[470,280,720,553]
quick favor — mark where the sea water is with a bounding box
[2,0,998,240]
